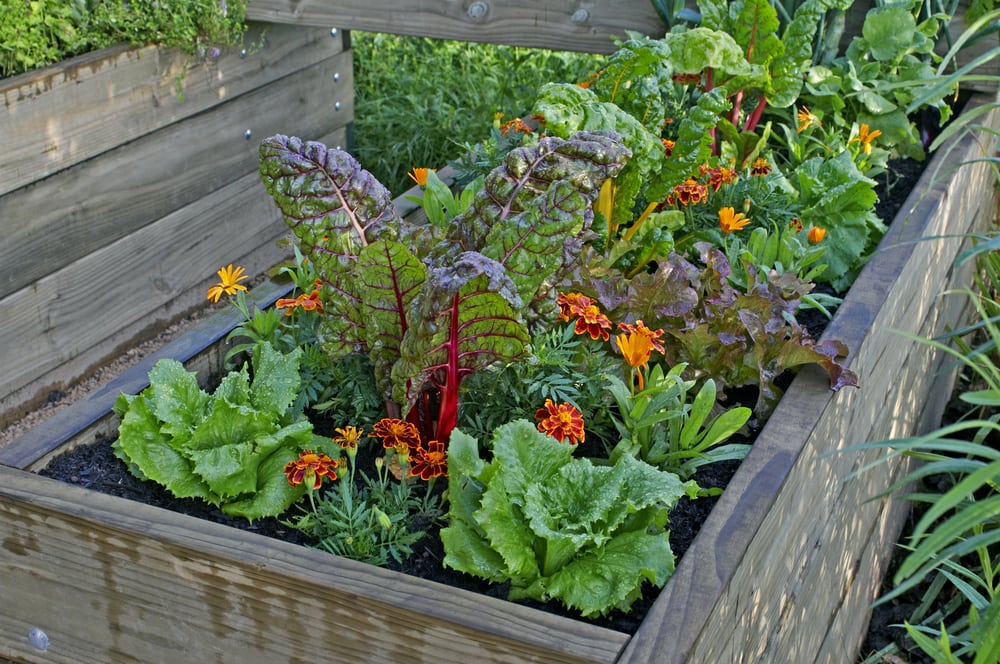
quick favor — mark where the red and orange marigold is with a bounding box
[284,450,339,490]
[409,440,448,480]
[369,418,422,452]
[535,399,586,445]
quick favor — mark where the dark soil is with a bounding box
[37,156,928,639]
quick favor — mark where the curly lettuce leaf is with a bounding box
[441,420,692,617]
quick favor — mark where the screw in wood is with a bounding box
[244,129,252,139]
[334,72,340,82]
[571,8,590,24]
[330,28,338,37]
[467,1,489,19]
[29,627,49,651]
[335,102,342,111]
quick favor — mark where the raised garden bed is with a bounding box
[0,90,997,663]
[0,21,353,428]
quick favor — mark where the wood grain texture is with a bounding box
[246,0,665,53]
[0,465,628,663]
[618,92,1000,664]
[0,22,343,198]
[0,48,354,299]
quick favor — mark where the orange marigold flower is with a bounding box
[662,139,676,158]
[284,450,338,490]
[849,123,882,155]
[535,399,586,445]
[407,168,434,187]
[574,303,613,342]
[750,158,772,176]
[618,320,665,353]
[669,178,709,206]
[370,418,421,452]
[409,440,448,480]
[275,287,324,316]
[616,331,655,391]
[789,217,804,233]
[333,425,364,451]
[557,291,593,322]
[500,117,534,136]
[796,106,821,133]
[206,264,249,303]
[808,226,827,243]
[719,207,751,233]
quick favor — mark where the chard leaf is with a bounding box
[356,239,427,399]
[115,394,214,501]
[451,128,633,252]
[546,528,675,618]
[147,359,209,439]
[391,252,530,434]
[258,135,401,265]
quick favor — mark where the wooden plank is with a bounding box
[0,22,344,198]
[617,92,1000,663]
[246,0,665,53]
[0,465,628,663]
[0,127,349,426]
[0,278,293,472]
[0,48,354,299]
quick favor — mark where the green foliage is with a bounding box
[284,448,441,566]
[852,240,1000,664]
[440,421,697,617]
[801,0,954,161]
[351,32,605,195]
[259,132,630,442]
[595,244,857,416]
[112,342,319,520]
[0,0,248,77]
[606,364,751,478]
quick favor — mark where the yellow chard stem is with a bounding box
[623,201,660,243]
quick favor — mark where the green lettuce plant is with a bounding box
[440,420,697,617]
[112,342,319,520]
[257,130,631,445]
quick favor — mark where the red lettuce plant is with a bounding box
[585,242,857,417]
[258,131,631,444]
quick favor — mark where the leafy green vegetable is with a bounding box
[258,131,631,443]
[441,420,696,617]
[112,342,318,520]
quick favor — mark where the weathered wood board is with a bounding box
[0,22,344,198]
[0,26,354,426]
[246,0,665,53]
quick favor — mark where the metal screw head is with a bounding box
[334,102,342,112]
[330,28,338,37]
[333,72,340,82]
[244,129,252,140]
[239,48,247,58]
[571,8,590,24]
[467,1,488,18]
[29,628,49,651]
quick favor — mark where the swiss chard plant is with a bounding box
[441,420,697,617]
[112,342,319,520]
[258,131,631,445]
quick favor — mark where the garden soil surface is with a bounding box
[32,158,929,644]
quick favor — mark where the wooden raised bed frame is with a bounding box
[1,90,997,662]
[0,22,353,427]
